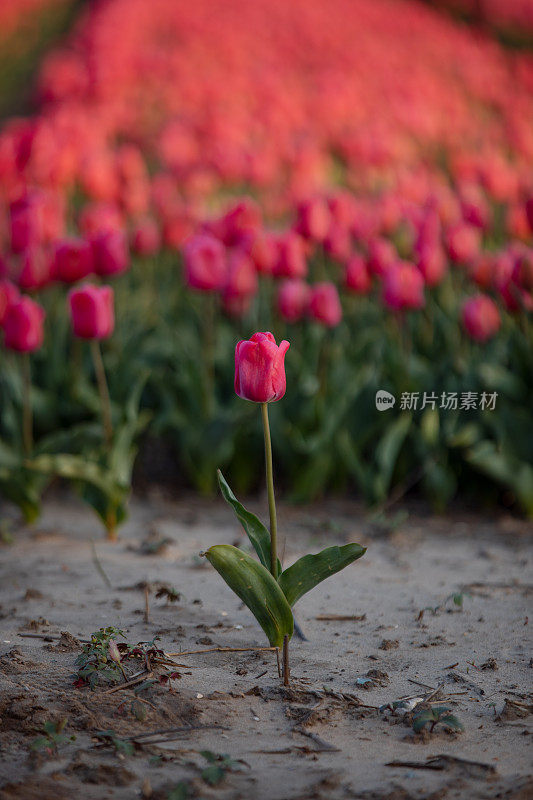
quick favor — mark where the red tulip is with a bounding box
[183,234,227,291]
[345,256,372,294]
[235,332,289,403]
[240,230,277,275]
[18,247,54,292]
[68,284,115,339]
[277,279,310,322]
[131,219,161,256]
[445,223,481,265]
[0,280,20,326]
[274,231,307,279]
[416,243,447,287]
[219,199,262,246]
[462,296,500,342]
[295,197,331,242]
[3,296,45,352]
[53,238,93,283]
[9,194,42,253]
[308,282,342,326]
[92,229,129,277]
[224,250,258,302]
[324,223,351,262]
[383,262,425,310]
[367,237,397,277]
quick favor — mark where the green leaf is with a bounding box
[412,709,436,733]
[278,543,366,606]
[204,544,293,647]
[217,470,281,573]
[440,713,464,731]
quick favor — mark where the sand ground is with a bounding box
[0,490,531,799]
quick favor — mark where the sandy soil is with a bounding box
[0,489,532,800]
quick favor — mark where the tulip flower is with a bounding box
[382,262,425,311]
[18,247,54,292]
[68,285,114,450]
[345,256,372,294]
[0,280,20,326]
[277,279,310,322]
[308,282,342,326]
[131,219,161,256]
[274,232,307,279]
[3,296,46,455]
[295,197,331,242]
[462,295,501,342]
[234,332,289,405]
[68,284,115,340]
[183,234,227,291]
[53,238,93,283]
[3,296,45,352]
[92,229,129,277]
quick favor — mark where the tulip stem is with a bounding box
[21,353,33,456]
[90,340,113,451]
[261,402,278,578]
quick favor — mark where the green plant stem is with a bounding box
[261,402,278,578]
[203,293,215,417]
[21,352,32,456]
[90,340,113,451]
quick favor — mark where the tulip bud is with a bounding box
[224,249,258,302]
[367,237,397,277]
[345,256,371,295]
[416,244,447,287]
[0,280,20,326]
[131,219,161,256]
[445,222,481,265]
[382,262,425,311]
[183,234,227,291]
[68,284,115,340]
[308,282,342,327]
[3,296,45,352]
[53,237,93,283]
[18,247,54,292]
[274,231,307,279]
[92,229,129,277]
[277,279,310,322]
[295,198,331,242]
[235,332,290,403]
[462,296,500,342]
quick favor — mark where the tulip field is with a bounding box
[1,2,532,799]
[1,0,533,533]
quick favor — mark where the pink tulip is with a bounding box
[308,282,342,326]
[0,280,20,326]
[345,256,372,294]
[53,238,93,283]
[92,229,129,277]
[462,296,500,342]
[131,219,161,256]
[383,262,425,310]
[183,234,227,291]
[68,284,115,339]
[235,332,289,403]
[274,232,307,279]
[295,197,331,242]
[3,296,45,352]
[277,279,310,322]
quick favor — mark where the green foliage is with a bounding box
[30,719,75,754]
[412,705,464,734]
[94,730,135,756]
[204,544,294,647]
[200,751,246,786]
[74,626,125,689]
[207,475,366,645]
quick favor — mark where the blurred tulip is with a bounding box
[445,223,481,265]
[345,255,371,294]
[0,279,20,326]
[183,234,227,291]
[3,296,45,352]
[274,232,307,279]
[383,262,425,311]
[53,237,93,283]
[277,279,310,322]
[18,247,53,291]
[68,284,115,339]
[308,282,342,326]
[295,197,331,242]
[462,296,500,342]
[92,229,129,277]
[131,219,161,256]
